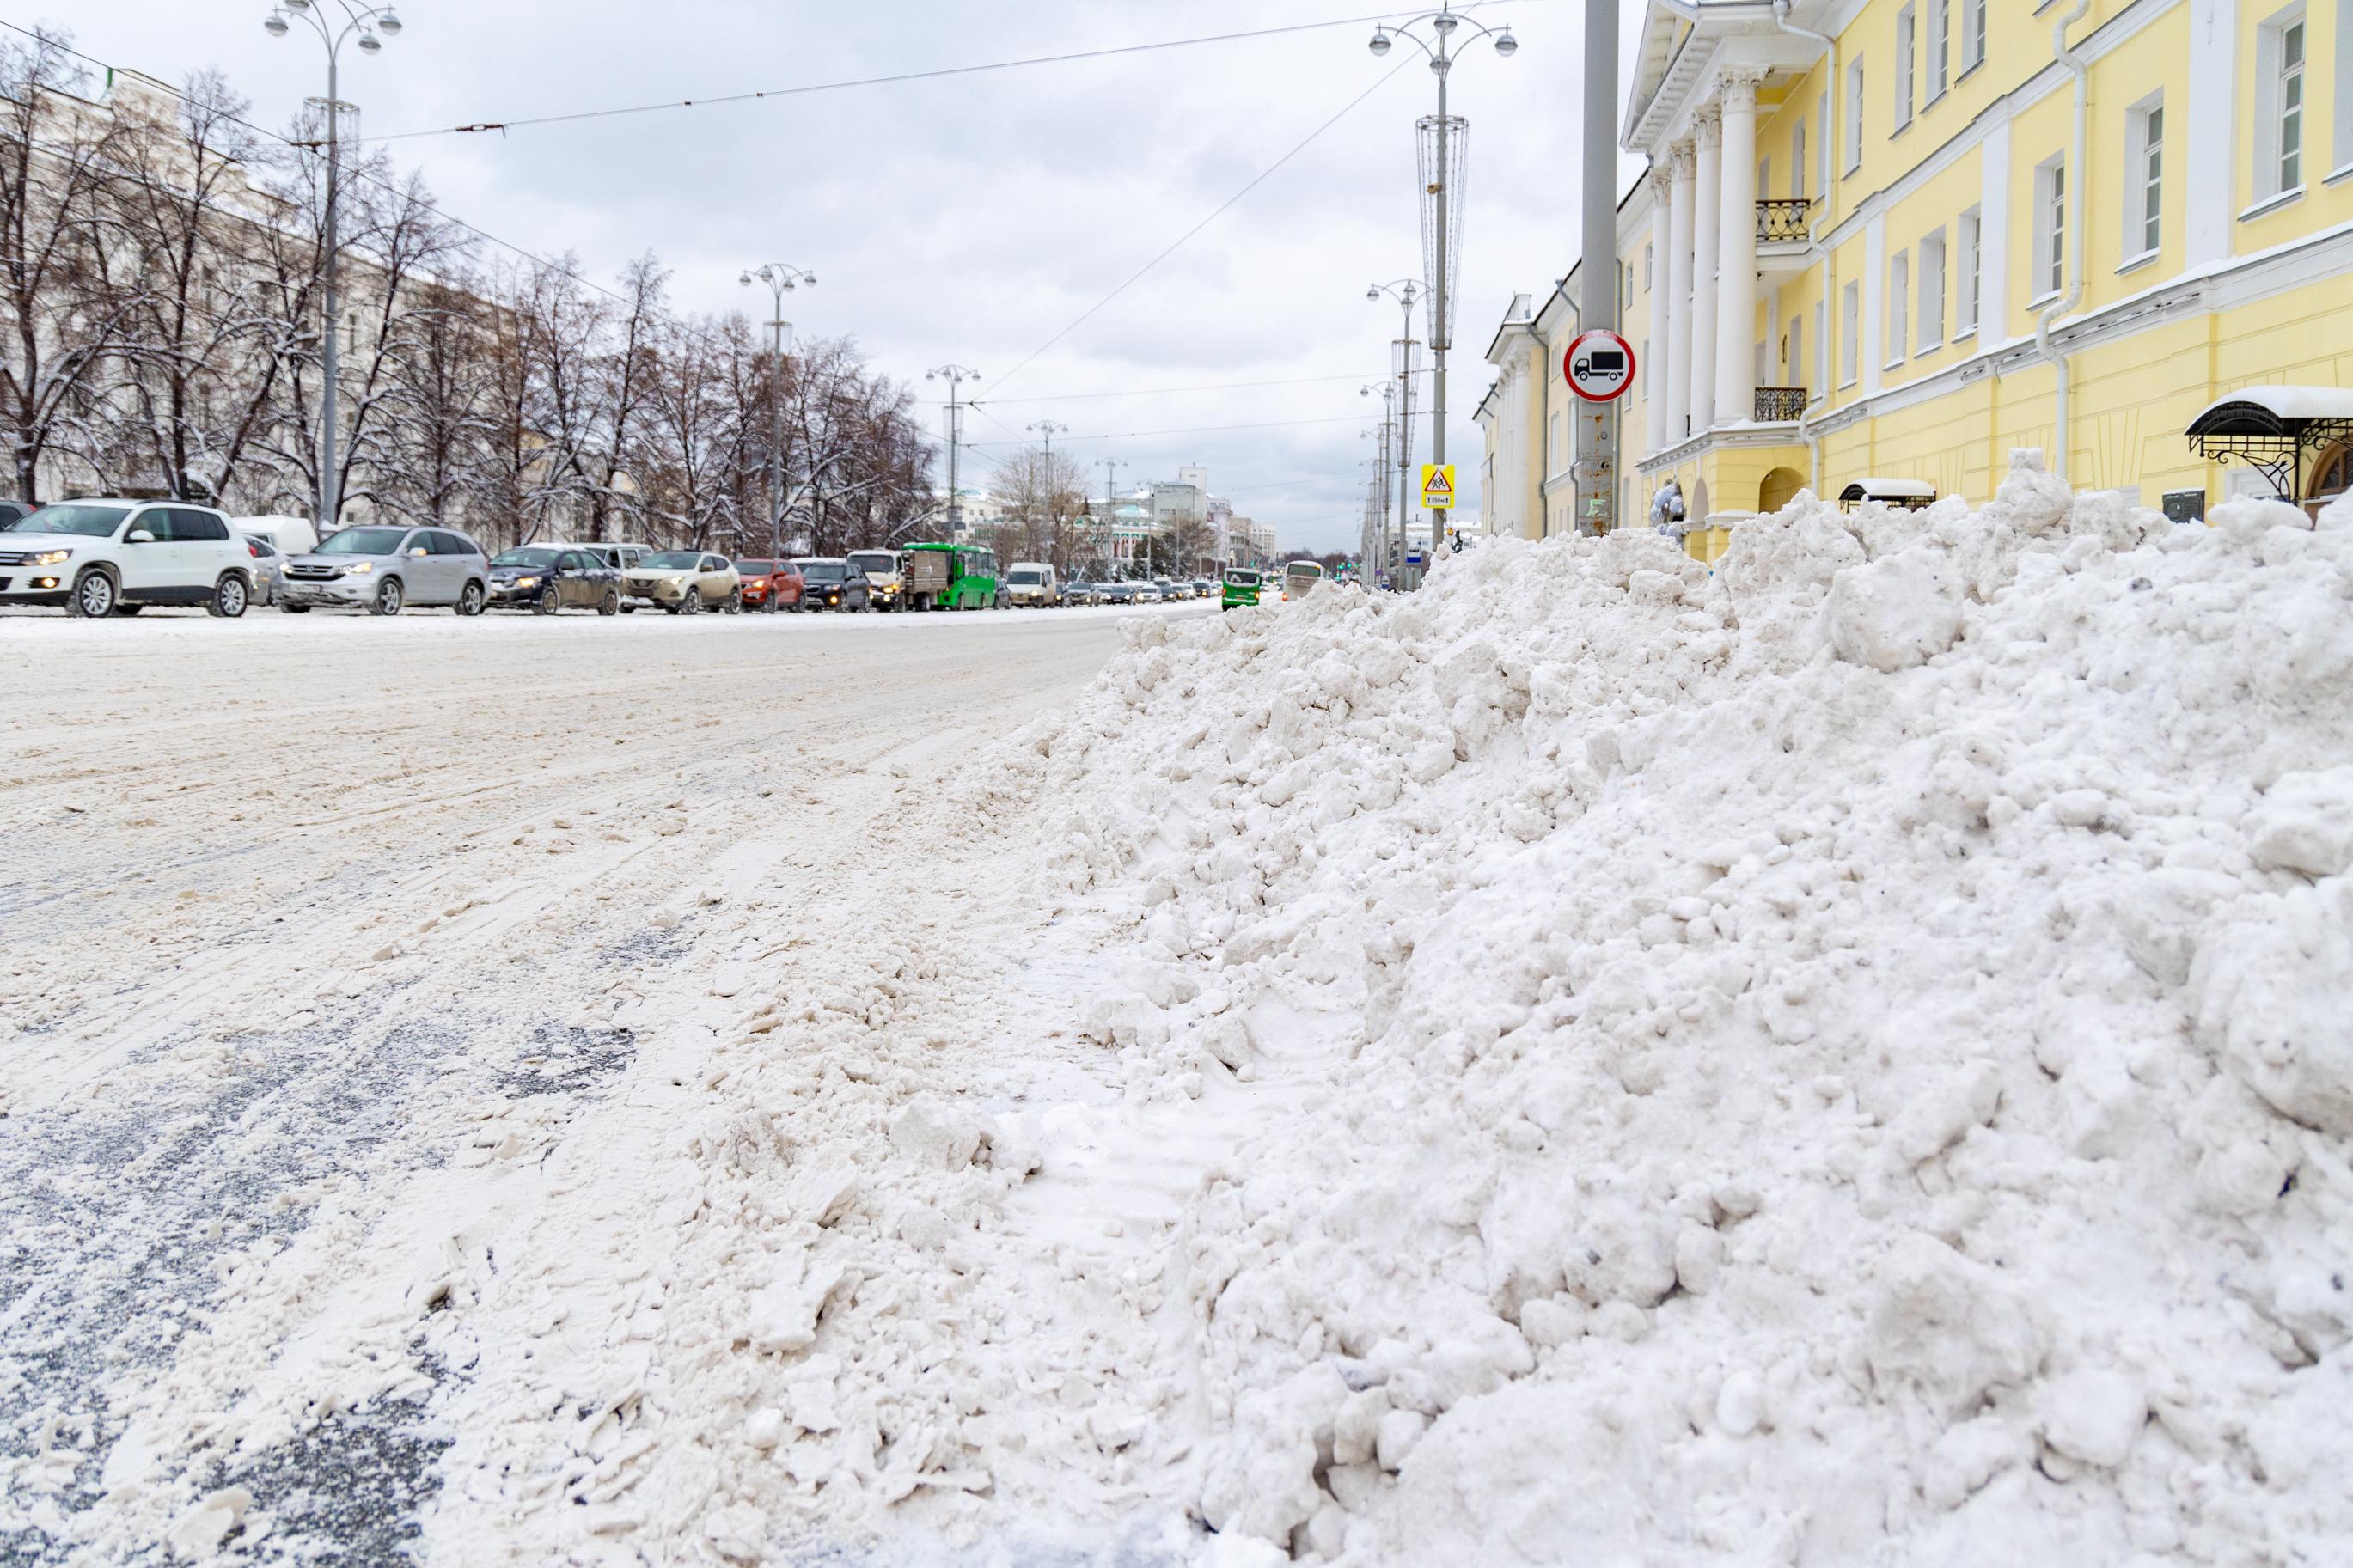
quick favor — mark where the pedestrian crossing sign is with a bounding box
[1420,463,1457,509]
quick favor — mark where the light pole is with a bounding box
[1368,279,1421,583]
[1366,6,1517,540]
[737,263,814,558]
[926,364,981,535]
[1100,456,1124,577]
[1027,420,1066,567]
[265,0,405,529]
[1360,380,1397,583]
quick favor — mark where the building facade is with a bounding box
[1482,0,2353,555]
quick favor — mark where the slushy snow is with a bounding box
[1002,454,2353,1563]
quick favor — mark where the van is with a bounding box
[1005,561,1060,607]
[231,515,320,556]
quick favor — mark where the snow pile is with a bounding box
[1010,455,2353,1564]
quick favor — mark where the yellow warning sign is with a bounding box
[1420,463,1457,509]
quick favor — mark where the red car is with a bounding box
[734,558,804,613]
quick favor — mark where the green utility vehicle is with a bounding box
[901,541,1001,611]
[1221,567,1264,611]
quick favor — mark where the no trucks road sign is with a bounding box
[1565,329,1635,403]
[1421,464,1457,509]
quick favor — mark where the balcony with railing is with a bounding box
[1756,198,1813,243]
[1754,386,1808,423]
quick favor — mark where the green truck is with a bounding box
[901,541,1001,611]
[1221,567,1264,611]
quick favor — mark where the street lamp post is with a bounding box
[737,264,815,559]
[1366,6,1517,548]
[1027,419,1066,568]
[926,364,981,535]
[1368,279,1421,585]
[1360,379,1397,582]
[265,0,406,529]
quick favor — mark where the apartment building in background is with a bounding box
[1482,0,2353,557]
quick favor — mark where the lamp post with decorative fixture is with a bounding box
[1364,6,1517,541]
[264,0,405,528]
[737,264,815,558]
[1367,278,1422,583]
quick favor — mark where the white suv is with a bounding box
[0,498,255,618]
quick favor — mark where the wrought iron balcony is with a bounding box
[1754,386,1808,423]
[1756,198,1813,243]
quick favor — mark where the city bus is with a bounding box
[901,541,1000,611]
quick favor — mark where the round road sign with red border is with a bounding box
[1564,329,1635,403]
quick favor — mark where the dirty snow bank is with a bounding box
[1005,455,2353,1564]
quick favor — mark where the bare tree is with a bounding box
[378,274,493,528]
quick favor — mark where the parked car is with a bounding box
[1221,567,1265,611]
[485,545,620,614]
[577,541,651,576]
[791,556,871,612]
[1101,580,1142,606]
[846,549,905,610]
[243,534,287,606]
[0,499,37,528]
[733,558,804,613]
[1,498,255,618]
[280,525,491,615]
[1004,561,1060,607]
[623,551,740,613]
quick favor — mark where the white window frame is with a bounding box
[1929,0,1952,101]
[1896,7,1917,130]
[1793,120,1808,200]
[2124,93,2164,264]
[1759,156,1772,207]
[1917,229,1947,352]
[1886,249,1910,368]
[1963,0,1987,74]
[2032,155,2067,302]
[1550,409,1563,472]
[1840,279,1861,386]
[1644,241,1654,290]
[2253,6,2310,204]
[1818,91,1831,191]
[1788,309,1806,394]
[1956,205,1982,336]
[1846,59,1866,173]
[2337,0,2353,184]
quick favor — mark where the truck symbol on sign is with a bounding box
[1574,349,1625,383]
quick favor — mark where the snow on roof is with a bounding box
[1842,478,1937,500]
[2188,386,2353,434]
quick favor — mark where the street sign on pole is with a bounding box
[1564,329,1635,403]
[1420,463,1457,509]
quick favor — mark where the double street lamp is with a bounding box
[738,263,816,558]
[1363,6,1517,511]
[1367,278,1421,583]
[265,0,406,530]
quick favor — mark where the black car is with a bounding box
[0,501,32,529]
[486,546,621,614]
[1101,580,1142,605]
[791,556,872,612]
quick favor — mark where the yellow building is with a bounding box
[1482,0,2353,558]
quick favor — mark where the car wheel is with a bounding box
[456,580,486,616]
[724,589,741,615]
[371,577,405,616]
[66,567,116,618]
[208,573,248,619]
[599,589,620,616]
[681,589,701,615]
[535,585,561,616]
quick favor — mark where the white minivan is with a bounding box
[0,498,255,617]
[1005,561,1060,607]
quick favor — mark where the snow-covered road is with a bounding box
[0,603,1212,1565]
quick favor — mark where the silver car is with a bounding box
[278,524,492,616]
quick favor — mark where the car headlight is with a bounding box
[345,561,374,575]
[28,548,70,566]
[515,576,541,588]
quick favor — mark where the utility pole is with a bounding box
[738,265,815,557]
[1101,456,1124,575]
[1572,0,1623,534]
[1028,419,1066,565]
[926,364,981,534]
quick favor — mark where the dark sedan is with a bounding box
[486,546,620,614]
[791,557,872,612]
[1101,580,1143,605]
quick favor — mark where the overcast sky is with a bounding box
[34,1,1646,553]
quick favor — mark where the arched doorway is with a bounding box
[2307,442,2353,520]
[1689,478,1709,519]
[1758,467,1805,515]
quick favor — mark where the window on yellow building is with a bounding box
[1644,242,1654,290]
[1788,312,1805,394]
[2033,156,2067,301]
[1957,206,1982,334]
[1846,60,1866,172]
[1929,0,1951,101]
[1963,0,1986,73]
[2255,7,2310,203]
[2125,95,2164,260]
[1841,281,1861,386]
[1793,121,1807,199]
[1896,7,1916,131]
[1919,230,1946,351]
[1887,251,1910,368]
[1817,92,1830,190]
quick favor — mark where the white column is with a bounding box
[1646,169,1674,456]
[1689,105,1722,434]
[1665,143,1696,448]
[2186,0,2238,270]
[1714,69,1765,426]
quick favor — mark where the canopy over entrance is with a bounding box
[1837,478,1936,511]
[2186,386,2353,500]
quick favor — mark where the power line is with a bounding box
[965,412,1375,449]
[364,7,1531,143]
[978,54,1412,400]
[973,371,1400,406]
